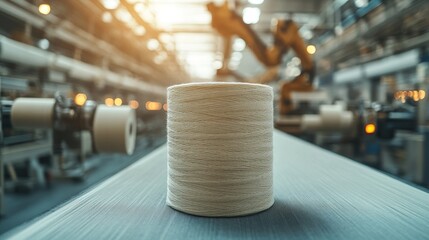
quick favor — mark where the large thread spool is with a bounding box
[167,82,274,217]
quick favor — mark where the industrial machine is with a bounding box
[375,105,417,140]
[0,95,136,214]
[207,2,429,187]
[5,94,136,171]
[355,83,429,186]
[207,1,355,138]
[2,95,136,184]
[207,1,315,115]
[0,34,167,215]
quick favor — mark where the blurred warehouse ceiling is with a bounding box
[0,0,327,83]
[147,0,325,80]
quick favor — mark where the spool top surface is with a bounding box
[167,82,273,92]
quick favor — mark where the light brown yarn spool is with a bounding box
[166,82,274,217]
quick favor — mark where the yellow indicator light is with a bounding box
[105,98,114,106]
[114,98,123,106]
[306,45,316,54]
[74,93,87,106]
[129,100,139,109]
[163,103,168,111]
[413,91,419,102]
[38,4,51,15]
[365,123,376,135]
[145,101,162,111]
[419,90,425,100]
[395,90,426,102]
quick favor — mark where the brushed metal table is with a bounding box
[2,130,429,239]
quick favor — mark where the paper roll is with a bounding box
[340,111,354,129]
[301,114,322,131]
[320,104,343,129]
[93,105,136,155]
[11,98,55,129]
[302,108,354,132]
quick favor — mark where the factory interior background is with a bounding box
[1,0,429,234]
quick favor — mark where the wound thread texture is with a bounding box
[167,82,274,217]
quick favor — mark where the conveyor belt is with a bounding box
[2,130,429,239]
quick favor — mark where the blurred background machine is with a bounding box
[207,1,356,139]
[207,0,429,190]
[0,0,171,229]
[0,0,429,234]
[1,95,136,215]
[208,1,316,115]
[207,1,429,189]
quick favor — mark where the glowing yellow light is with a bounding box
[74,93,87,106]
[413,91,419,102]
[147,39,160,51]
[39,3,51,15]
[243,7,261,24]
[134,26,146,36]
[105,98,114,106]
[101,0,120,10]
[419,90,426,100]
[163,103,168,111]
[151,4,207,29]
[365,123,376,134]
[145,101,162,111]
[396,91,406,103]
[129,100,139,109]
[114,98,123,106]
[306,45,316,54]
[394,92,399,99]
[134,2,145,12]
[249,0,264,4]
[38,3,51,15]
[102,12,113,23]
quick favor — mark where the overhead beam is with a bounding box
[258,0,322,14]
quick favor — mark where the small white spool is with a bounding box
[302,108,354,132]
[167,82,274,217]
[301,114,322,131]
[319,104,343,129]
[93,105,136,155]
[339,111,354,130]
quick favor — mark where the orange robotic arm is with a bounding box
[207,2,279,66]
[207,2,315,114]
